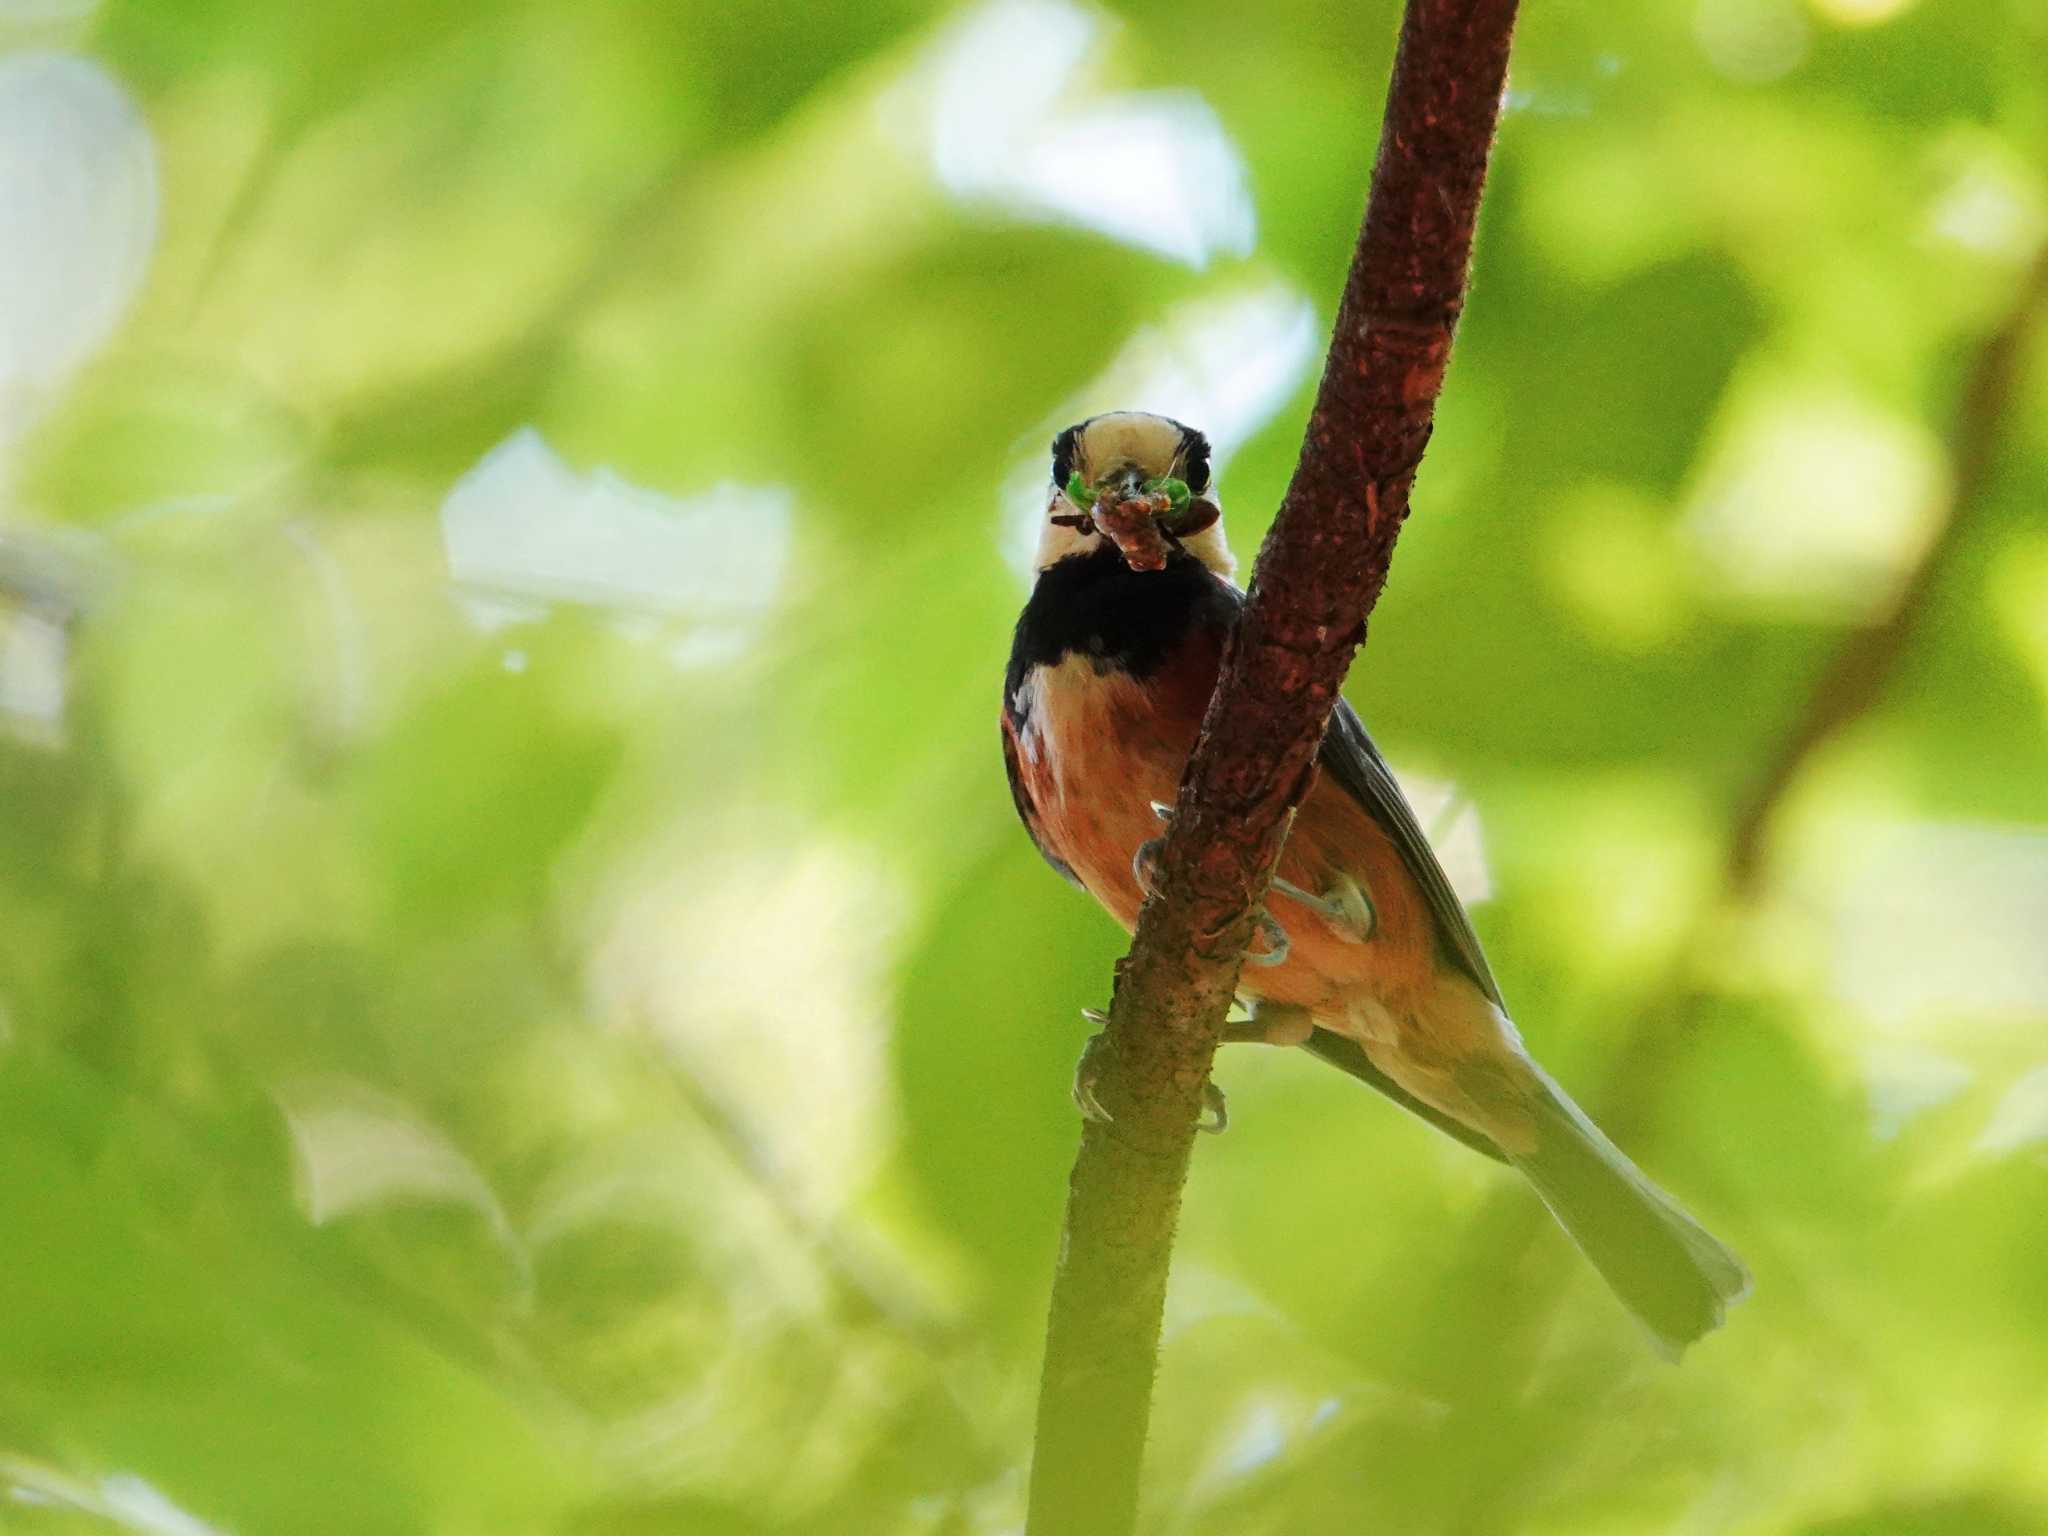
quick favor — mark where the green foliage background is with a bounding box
[3,0,2046,1531]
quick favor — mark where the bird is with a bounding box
[1000,410,1749,1356]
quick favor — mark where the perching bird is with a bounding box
[1000,411,1749,1355]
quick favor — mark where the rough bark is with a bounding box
[1023,3,1521,1532]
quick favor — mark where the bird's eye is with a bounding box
[1179,430,1212,494]
[1050,424,1082,490]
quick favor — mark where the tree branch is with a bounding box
[1024,3,1520,1531]
[1725,243,2048,892]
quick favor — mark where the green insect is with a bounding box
[1064,472,1193,514]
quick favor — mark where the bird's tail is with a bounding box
[1508,1066,1750,1358]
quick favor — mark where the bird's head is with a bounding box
[1034,411,1234,580]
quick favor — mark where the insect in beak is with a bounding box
[1052,467,1216,573]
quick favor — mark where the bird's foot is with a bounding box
[1073,1009,1115,1124]
[1223,1000,1315,1047]
[1134,801,1293,967]
[1131,801,1174,897]
[1269,872,1375,943]
[1243,907,1291,967]
[1076,1007,1230,1135]
[1198,1079,1228,1135]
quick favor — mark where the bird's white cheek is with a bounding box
[1031,517,1100,572]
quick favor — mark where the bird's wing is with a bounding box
[1001,708,1083,888]
[1178,568,1502,1006]
[1316,695,1506,1010]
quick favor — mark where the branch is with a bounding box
[1725,244,2048,891]
[1024,3,1520,1531]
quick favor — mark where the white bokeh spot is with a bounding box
[1977,1064,2048,1159]
[1683,376,1945,619]
[277,1077,517,1242]
[1829,821,2048,1031]
[927,0,1254,268]
[441,429,793,666]
[0,51,157,462]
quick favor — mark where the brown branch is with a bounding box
[1023,3,1520,1531]
[1726,244,2048,892]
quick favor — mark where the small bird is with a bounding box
[1001,411,1749,1355]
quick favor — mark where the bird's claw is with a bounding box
[1132,799,1294,966]
[1269,873,1375,943]
[1131,803,1176,896]
[1073,1010,1115,1124]
[1132,836,1165,898]
[1243,906,1291,967]
[1198,1079,1228,1135]
[1076,1008,1228,1135]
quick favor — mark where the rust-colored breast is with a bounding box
[1007,628,1441,1024]
[1008,653,1200,931]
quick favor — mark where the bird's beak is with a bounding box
[1091,466,1173,573]
[1102,466,1148,505]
